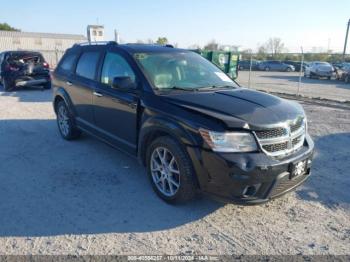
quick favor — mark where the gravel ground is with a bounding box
[0,88,349,255]
[237,71,350,102]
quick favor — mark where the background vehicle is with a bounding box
[0,51,51,91]
[258,60,295,72]
[52,42,314,204]
[238,60,260,70]
[335,63,350,82]
[283,60,306,72]
[304,61,334,80]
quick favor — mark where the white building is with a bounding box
[0,30,86,67]
[87,25,105,42]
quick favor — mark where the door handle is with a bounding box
[93,91,103,97]
[66,81,73,86]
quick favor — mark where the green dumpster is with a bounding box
[192,50,239,80]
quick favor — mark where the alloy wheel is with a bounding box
[150,147,180,197]
[58,105,70,137]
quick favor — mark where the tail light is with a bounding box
[43,62,50,69]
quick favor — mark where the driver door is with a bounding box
[93,51,139,154]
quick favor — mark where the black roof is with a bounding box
[118,44,188,54]
[70,42,188,54]
[1,50,42,55]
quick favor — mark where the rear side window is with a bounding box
[59,53,78,72]
[76,52,100,80]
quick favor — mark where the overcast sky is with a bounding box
[2,0,350,52]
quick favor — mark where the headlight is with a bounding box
[199,129,258,152]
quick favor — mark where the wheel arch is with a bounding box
[138,116,198,167]
[53,87,76,117]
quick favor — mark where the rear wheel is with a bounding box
[56,100,81,140]
[147,136,197,204]
[2,77,14,91]
[286,67,292,72]
[265,67,270,71]
[345,75,350,83]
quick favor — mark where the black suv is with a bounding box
[52,42,314,204]
[0,51,51,91]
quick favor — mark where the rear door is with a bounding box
[69,49,103,126]
[93,51,139,154]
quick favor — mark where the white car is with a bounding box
[304,62,334,80]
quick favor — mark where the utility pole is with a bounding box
[342,19,350,62]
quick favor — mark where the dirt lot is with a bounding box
[237,71,350,102]
[0,88,349,255]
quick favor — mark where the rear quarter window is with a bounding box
[75,52,100,80]
[58,53,78,73]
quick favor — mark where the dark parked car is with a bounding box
[258,60,295,72]
[283,61,306,72]
[238,60,260,70]
[52,42,314,204]
[0,51,51,91]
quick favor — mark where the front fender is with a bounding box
[139,115,198,147]
[138,114,211,188]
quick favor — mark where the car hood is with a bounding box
[161,88,305,129]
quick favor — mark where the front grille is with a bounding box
[254,117,306,157]
[262,142,288,152]
[255,128,287,140]
[292,135,303,146]
[290,119,303,133]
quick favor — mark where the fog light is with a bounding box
[242,186,257,198]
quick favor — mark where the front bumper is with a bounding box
[15,74,50,87]
[192,134,314,204]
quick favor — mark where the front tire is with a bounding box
[56,101,81,140]
[147,136,198,204]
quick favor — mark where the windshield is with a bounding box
[134,52,239,90]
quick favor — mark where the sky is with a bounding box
[2,0,350,53]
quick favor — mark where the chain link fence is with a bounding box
[37,49,66,68]
[236,53,350,102]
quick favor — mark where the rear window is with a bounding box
[75,52,100,80]
[59,53,78,72]
[7,52,44,65]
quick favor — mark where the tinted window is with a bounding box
[59,53,78,72]
[101,52,135,85]
[76,52,100,80]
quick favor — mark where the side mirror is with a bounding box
[112,76,136,91]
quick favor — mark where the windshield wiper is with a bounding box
[199,85,235,90]
[159,86,199,91]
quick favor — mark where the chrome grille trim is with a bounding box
[253,117,306,157]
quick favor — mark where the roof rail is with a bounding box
[125,43,175,48]
[73,41,117,47]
